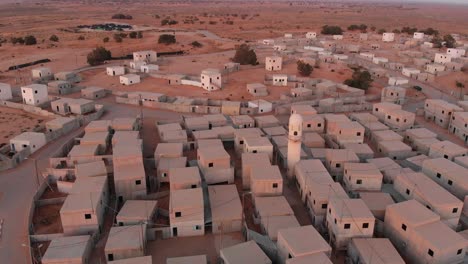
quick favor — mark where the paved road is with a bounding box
[0,96,185,263]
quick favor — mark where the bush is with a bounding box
[443,34,456,48]
[232,44,258,65]
[11,37,24,44]
[129,32,138,39]
[344,69,372,90]
[113,34,123,43]
[297,60,313,77]
[431,35,443,48]
[158,34,176,44]
[321,25,343,35]
[137,31,143,39]
[456,81,465,88]
[87,46,112,66]
[161,19,178,26]
[24,35,37,45]
[191,41,203,48]
[348,24,367,32]
[103,37,110,43]
[422,27,438,36]
[377,29,386,35]
[77,35,85,41]
[49,35,59,42]
[112,13,132,19]
[401,27,418,35]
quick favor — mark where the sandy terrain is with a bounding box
[0,106,51,147]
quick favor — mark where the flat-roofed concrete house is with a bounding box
[325,149,360,181]
[46,117,80,134]
[266,56,283,71]
[277,225,331,264]
[405,128,437,146]
[32,67,53,80]
[120,74,141,86]
[169,188,204,237]
[428,140,467,161]
[249,99,273,114]
[372,102,402,122]
[372,130,405,146]
[80,131,109,151]
[234,128,264,153]
[303,132,325,148]
[241,152,271,190]
[129,61,146,71]
[113,143,146,202]
[343,143,374,161]
[185,116,210,132]
[359,192,395,221]
[247,83,269,97]
[21,83,48,106]
[254,195,294,219]
[349,113,378,124]
[343,163,383,193]
[42,235,92,264]
[169,167,201,190]
[209,184,242,234]
[272,74,288,86]
[47,80,72,95]
[302,115,325,133]
[394,172,462,229]
[197,141,233,184]
[112,117,139,131]
[290,87,312,98]
[133,50,157,62]
[382,33,395,42]
[81,86,107,100]
[60,192,104,235]
[384,200,465,264]
[422,158,468,200]
[154,143,183,166]
[157,157,187,185]
[326,198,375,250]
[263,126,286,137]
[105,225,146,262]
[402,67,420,77]
[381,86,406,105]
[347,238,405,264]
[251,165,283,197]
[377,140,413,160]
[166,255,206,264]
[367,157,404,184]
[434,53,452,64]
[116,200,158,226]
[51,98,95,115]
[454,156,468,169]
[201,68,222,91]
[306,32,317,39]
[388,76,409,86]
[106,66,125,76]
[203,114,227,128]
[425,63,446,75]
[85,120,111,133]
[413,137,440,155]
[0,82,12,100]
[384,109,415,131]
[220,240,272,264]
[112,131,140,147]
[231,115,255,129]
[290,105,317,116]
[243,136,274,160]
[447,48,466,58]
[54,71,81,83]
[449,112,468,143]
[424,99,463,128]
[9,132,46,154]
[141,64,159,73]
[327,121,365,146]
[68,144,100,164]
[263,214,300,241]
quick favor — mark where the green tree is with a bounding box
[49,35,59,42]
[158,34,176,44]
[321,25,343,35]
[443,34,456,48]
[297,60,313,76]
[137,31,143,39]
[24,35,37,45]
[103,37,110,43]
[232,44,258,65]
[87,46,112,66]
[378,29,386,35]
[77,35,85,40]
[191,41,203,48]
[344,69,372,90]
[113,34,123,43]
[129,32,138,39]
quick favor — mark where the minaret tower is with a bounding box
[287,113,303,179]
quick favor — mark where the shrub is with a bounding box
[87,46,111,66]
[77,35,85,40]
[137,31,143,38]
[377,29,386,35]
[113,34,123,43]
[321,25,343,35]
[191,41,203,48]
[422,27,438,36]
[24,35,37,45]
[129,32,138,39]
[232,44,258,65]
[443,34,456,48]
[103,37,110,43]
[401,27,418,35]
[344,69,372,90]
[11,37,24,44]
[112,13,132,19]
[297,60,313,76]
[158,34,176,44]
[49,35,59,42]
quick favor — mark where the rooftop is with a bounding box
[166,255,207,264]
[220,241,271,264]
[330,198,374,220]
[42,235,91,262]
[117,200,158,221]
[75,160,107,178]
[351,238,405,264]
[385,200,440,226]
[170,188,203,210]
[251,165,282,181]
[105,225,145,251]
[413,221,466,250]
[255,196,294,217]
[170,167,201,185]
[278,225,331,256]
[208,185,242,221]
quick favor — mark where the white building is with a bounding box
[133,50,157,63]
[141,64,159,73]
[382,33,395,42]
[265,56,282,71]
[21,84,48,106]
[272,74,288,86]
[10,132,47,154]
[381,86,406,105]
[333,35,344,40]
[120,74,140,86]
[201,69,222,91]
[0,83,13,100]
[425,64,446,75]
[306,32,317,39]
[447,48,466,58]
[388,77,409,86]
[402,67,420,77]
[434,53,452,64]
[106,66,125,76]
[414,32,425,39]
[248,99,273,114]
[31,67,52,80]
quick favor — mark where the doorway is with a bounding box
[172,227,178,237]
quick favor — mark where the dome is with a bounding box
[289,113,303,126]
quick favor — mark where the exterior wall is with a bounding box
[133,50,157,62]
[384,112,415,131]
[251,179,283,197]
[272,75,288,86]
[435,53,452,64]
[21,85,48,106]
[106,66,125,76]
[120,75,141,85]
[32,68,52,79]
[115,177,147,202]
[82,89,107,100]
[105,247,145,262]
[201,72,222,91]
[326,211,374,250]
[382,33,395,42]
[10,134,47,154]
[212,218,242,234]
[265,56,282,71]
[0,83,13,100]
[343,175,382,192]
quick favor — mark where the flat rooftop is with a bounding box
[351,238,405,264]
[208,185,242,222]
[117,200,158,221]
[330,198,374,220]
[255,196,294,217]
[220,240,271,264]
[75,160,107,178]
[42,235,91,262]
[105,225,145,251]
[251,165,282,181]
[166,255,207,264]
[385,200,440,226]
[278,225,331,256]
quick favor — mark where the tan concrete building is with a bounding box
[251,165,283,197]
[105,225,146,262]
[422,158,468,200]
[241,152,271,190]
[277,225,331,264]
[381,86,406,105]
[343,163,383,193]
[113,142,146,202]
[85,120,111,133]
[377,140,413,160]
[394,172,463,229]
[290,104,317,116]
[169,188,204,237]
[157,157,187,185]
[302,115,325,133]
[366,157,404,183]
[247,83,269,97]
[75,160,107,178]
[285,252,332,264]
[327,121,365,146]
[254,115,280,128]
[405,128,437,146]
[46,117,80,134]
[384,109,415,131]
[154,143,183,166]
[347,238,405,264]
[208,185,242,234]
[230,115,255,128]
[116,200,158,226]
[166,255,206,264]
[359,192,395,221]
[60,192,105,235]
[326,198,375,250]
[424,99,463,128]
[449,111,468,143]
[197,141,233,184]
[343,143,374,161]
[243,136,274,160]
[9,131,47,154]
[372,102,402,122]
[325,149,360,181]
[428,140,467,161]
[220,241,271,264]
[67,144,100,164]
[169,167,201,190]
[42,235,92,264]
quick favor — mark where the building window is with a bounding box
[307,124,311,128]
[239,140,244,145]
[356,179,362,184]
[448,180,453,185]
[175,212,182,218]
[209,162,214,167]
[453,208,458,213]
[322,204,327,209]
[252,150,257,153]
[294,131,298,136]
[194,225,201,230]
[272,183,278,188]
[135,180,141,185]
[375,108,379,112]
[162,173,167,178]
[444,155,449,159]
[344,223,351,229]
[85,214,92,219]
[357,132,361,136]
[402,224,407,231]
[329,208,331,214]
[362,223,369,228]
[406,189,410,195]
[336,163,341,168]
[317,123,322,127]
[428,249,434,257]
[457,249,463,255]
[334,218,337,224]
[436,173,441,179]
[35,90,38,94]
